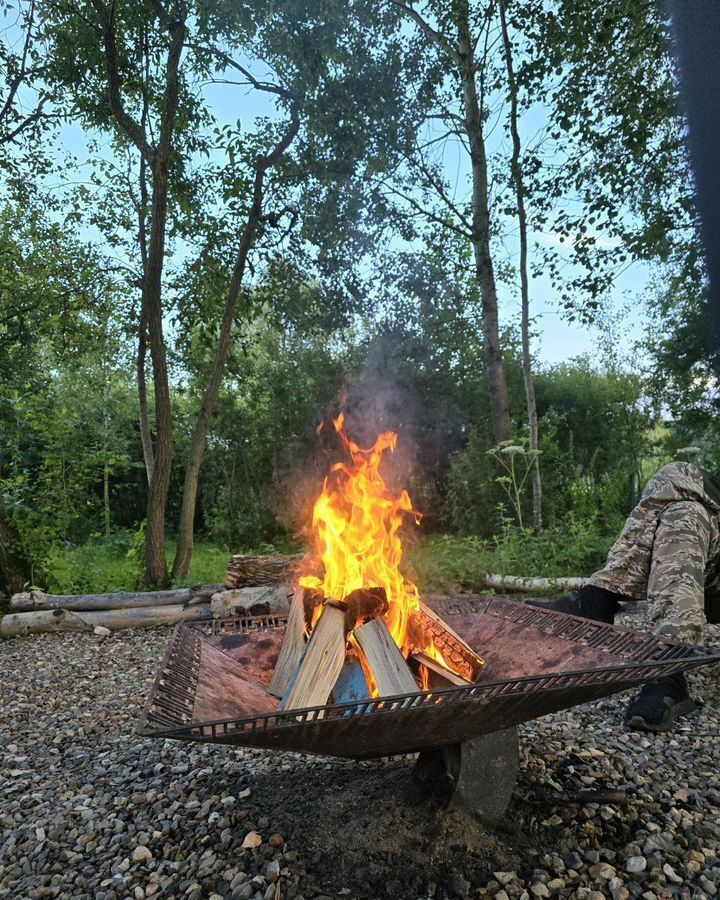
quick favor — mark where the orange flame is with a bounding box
[299,412,421,653]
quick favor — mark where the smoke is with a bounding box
[268,331,465,540]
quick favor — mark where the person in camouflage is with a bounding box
[532,462,720,732]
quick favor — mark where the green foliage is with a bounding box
[486,441,540,530]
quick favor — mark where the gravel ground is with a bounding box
[1,608,719,900]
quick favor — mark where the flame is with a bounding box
[423,637,465,681]
[299,412,421,653]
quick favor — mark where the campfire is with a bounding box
[268,413,484,709]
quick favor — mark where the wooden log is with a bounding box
[411,651,472,687]
[9,585,223,613]
[0,603,211,638]
[280,603,347,712]
[268,587,308,699]
[418,601,485,681]
[224,553,305,589]
[210,584,294,619]
[354,617,418,698]
[484,573,585,593]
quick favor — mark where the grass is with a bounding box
[31,520,615,597]
[39,531,296,595]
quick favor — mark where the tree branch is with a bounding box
[387,0,461,64]
[89,0,155,164]
[376,178,472,238]
[187,41,296,100]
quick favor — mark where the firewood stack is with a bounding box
[224,553,304,589]
[268,585,484,710]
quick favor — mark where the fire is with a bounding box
[299,413,421,653]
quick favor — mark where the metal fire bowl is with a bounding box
[137,597,720,760]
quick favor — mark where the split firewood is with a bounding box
[268,587,308,699]
[418,601,484,682]
[344,586,388,632]
[302,587,324,628]
[353,617,418,698]
[280,601,348,711]
[0,603,211,638]
[224,553,305,589]
[9,585,222,613]
[411,651,472,687]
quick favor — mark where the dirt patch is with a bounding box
[242,756,526,898]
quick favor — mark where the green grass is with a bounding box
[39,531,297,595]
[34,521,614,597]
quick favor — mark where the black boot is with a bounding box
[624,672,697,732]
[526,585,622,624]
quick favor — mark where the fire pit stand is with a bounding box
[138,596,720,821]
[415,726,519,824]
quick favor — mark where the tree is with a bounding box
[520,0,695,320]
[498,0,541,529]
[0,0,53,149]
[384,0,512,443]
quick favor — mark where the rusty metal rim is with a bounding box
[139,643,719,740]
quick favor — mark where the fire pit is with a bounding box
[137,596,720,819]
[137,418,720,819]
[138,596,720,753]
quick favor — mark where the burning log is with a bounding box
[225,553,304,589]
[353,617,418,697]
[344,586,388,632]
[264,412,486,708]
[269,587,309,699]
[419,601,484,683]
[280,601,348,711]
[411,651,472,687]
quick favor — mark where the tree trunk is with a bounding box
[499,0,542,530]
[171,102,301,579]
[10,584,223,611]
[142,23,187,587]
[456,1,512,444]
[484,573,586,593]
[0,493,30,596]
[0,603,211,638]
[137,307,155,486]
[93,3,186,587]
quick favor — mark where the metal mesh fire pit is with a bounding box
[137,597,720,759]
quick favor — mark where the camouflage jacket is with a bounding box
[589,462,720,616]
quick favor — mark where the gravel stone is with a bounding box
[626,857,647,874]
[1,610,718,900]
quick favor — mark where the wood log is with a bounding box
[411,651,472,687]
[268,587,308,699]
[210,584,294,619]
[0,603,211,638]
[354,617,418,698]
[484,573,585,593]
[9,585,223,613]
[224,553,305,589]
[280,602,347,712]
[419,601,484,681]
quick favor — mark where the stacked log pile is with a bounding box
[224,553,304,589]
[1,555,298,639]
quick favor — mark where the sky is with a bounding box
[34,17,657,370]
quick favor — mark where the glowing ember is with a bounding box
[299,412,421,654]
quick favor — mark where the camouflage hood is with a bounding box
[643,462,720,517]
